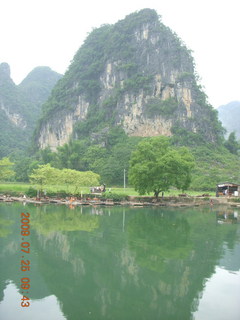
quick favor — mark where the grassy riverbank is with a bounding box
[0,182,215,197]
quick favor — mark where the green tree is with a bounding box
[53,140,88,170]
[29,164,100,194]
[13,155,41,182]
[82,145,108,173]
[59,168,100,193]
[224,132,240,155]
[0,157,15,181]
[100,137,142,185]
[29,164,62,191]
[129,136,195,198]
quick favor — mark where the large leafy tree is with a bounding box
[224,132,240,155]
[29,164,61,189]
[59,168,100,193]
[129,136,195,198]
[0,157,15,181]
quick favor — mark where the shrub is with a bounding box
[26,187,37,197]
[101,192,128,201]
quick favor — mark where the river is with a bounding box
[0,203,239,320]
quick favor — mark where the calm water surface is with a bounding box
[0,203,239,320]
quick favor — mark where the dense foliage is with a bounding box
[190,145,240,191]
[129,136,195,197]
[34,127,142,186]
[146,97,178,118]
[29,164,100,193]
[0,157,15,181]
[170,127,240,191]
[2,128,240,193]
[0,113,27,158]
[224,132,240,155]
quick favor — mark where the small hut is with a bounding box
[216,182,240,197]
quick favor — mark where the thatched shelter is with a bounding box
[216,182,240,196]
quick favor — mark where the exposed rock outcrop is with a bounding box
[38,97,89,150]
[36,9,222,150]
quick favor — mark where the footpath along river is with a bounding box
[0,202,240,320]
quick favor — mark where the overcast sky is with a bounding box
[1,0,239,108]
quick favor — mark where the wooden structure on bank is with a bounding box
[216,182,240,197]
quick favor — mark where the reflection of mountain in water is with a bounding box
[0,203,240,319]
[0,204,51,301]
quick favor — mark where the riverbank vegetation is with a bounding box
[0,182,215,198]
[129,136,195,197]
[0,134,239,196]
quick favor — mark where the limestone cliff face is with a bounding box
[0,102,27,128]
[38,97,89,150]
[36,9,221,150]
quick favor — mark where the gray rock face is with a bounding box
[36,9,222,150]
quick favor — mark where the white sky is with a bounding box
[1,0,239,108]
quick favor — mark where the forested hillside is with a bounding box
[1,9,239,191]
[0,63,62,157]
[29,9,239,190]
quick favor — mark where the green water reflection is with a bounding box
[0,203,239,320]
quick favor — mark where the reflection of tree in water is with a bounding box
[31,205,100,234]
[31,206,240,319]
[126,207,240,318]
[0,215,15,303]
[1,204,240,320]
[30,207,130,320]
[0,217,13,237]
[127,211,192,272]
[0,204,54,301]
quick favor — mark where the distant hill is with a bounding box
[0,63,62,157]
[218,101,240,139]
[19,66,62,109]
